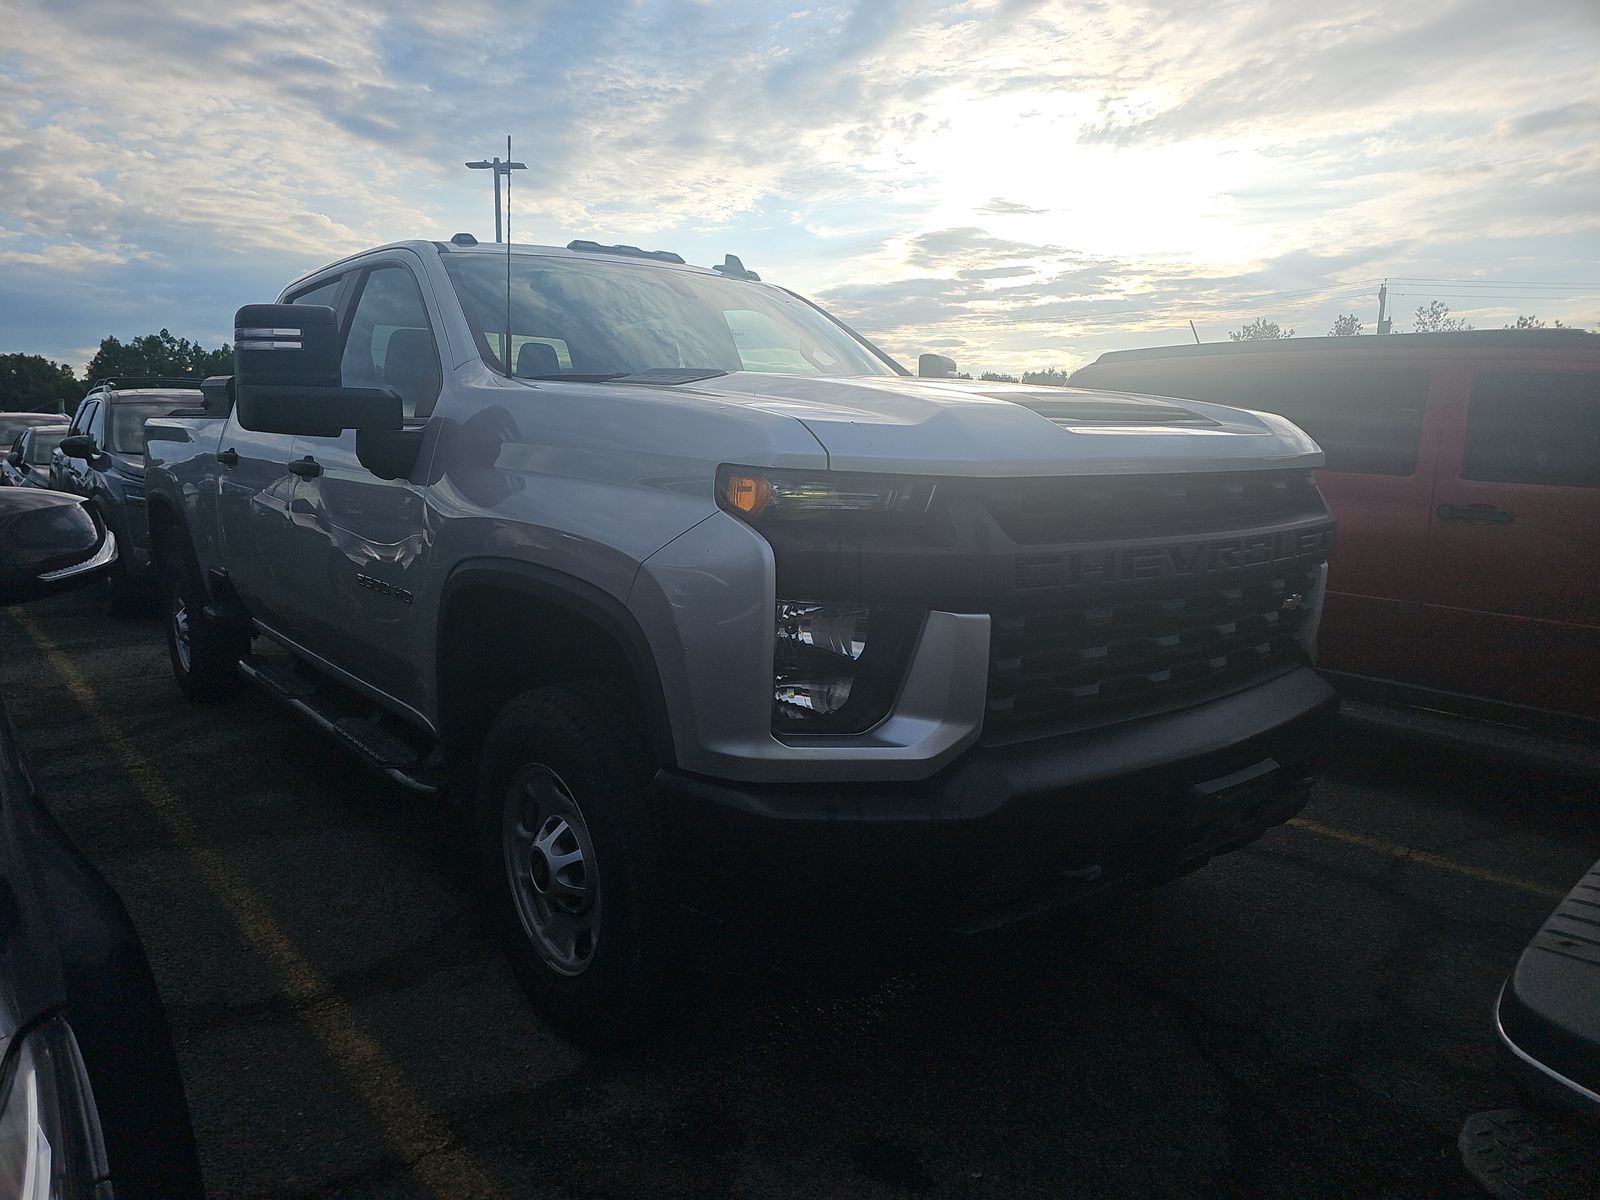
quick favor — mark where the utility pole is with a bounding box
[1376,280,1392,334]
[465,150,527,242]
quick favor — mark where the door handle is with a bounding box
[287,456,323,479]
[216,448,240,467]
[1437,502,1514,525]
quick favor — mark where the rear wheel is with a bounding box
[162,554,245,702]
[474,683,672,1040]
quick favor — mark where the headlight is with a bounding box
[718,467,937,524]
[0,1017,106,1200]
[773,602,923,735]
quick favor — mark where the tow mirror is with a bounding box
[232,303,402,437]
[918,353,958,379]
[0,490,117,605]
[59,433,97,460]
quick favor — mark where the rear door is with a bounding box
[280,258,441,711]
[1421,366,1600,721]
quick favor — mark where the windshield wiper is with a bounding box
[613,368,730,385]
[510,368,731,385]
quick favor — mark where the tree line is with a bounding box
[1227,305,1587,341]
[0,330,232,413]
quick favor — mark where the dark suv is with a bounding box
[52,378,203,613]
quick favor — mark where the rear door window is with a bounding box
[1464,372,1600,488]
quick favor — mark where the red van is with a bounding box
[1069,331,1600,737]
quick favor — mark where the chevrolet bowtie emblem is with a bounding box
[1281,593,1305,612]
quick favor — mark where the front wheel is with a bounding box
[162,555,245,702]
[474,683,672,1040]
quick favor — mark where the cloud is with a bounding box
[978,197,1049,215]
[0,0,1595,371]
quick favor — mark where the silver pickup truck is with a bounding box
[145,236,1338,1036]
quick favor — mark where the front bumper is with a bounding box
[658,664,1336,952]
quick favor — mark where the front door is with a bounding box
[280,260,442,711]
[212,405,302,628]
[1421,366,1600,721]
[53,398,97,493]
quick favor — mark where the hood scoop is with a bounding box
[991,392,1216,429]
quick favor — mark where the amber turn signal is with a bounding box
[721,472,772,517]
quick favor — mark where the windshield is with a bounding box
[443,253,897,381]
[109,397,194,454]
[25,428,67,465]
[0,415,59,444]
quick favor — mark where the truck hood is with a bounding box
[654,373,1322,476]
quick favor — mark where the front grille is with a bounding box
[976,468,1323,545]
[985,567,1318,740]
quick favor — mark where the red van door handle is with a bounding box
[1437,502,1514,525]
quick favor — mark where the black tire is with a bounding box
[162,553,245,702]
[474,682,672,1040]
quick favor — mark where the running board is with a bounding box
[1460,1108,1600,1199]
[237,657,441,795]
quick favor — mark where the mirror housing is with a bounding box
[59,433,97,460]
[918,353,957,379]
[232,303,403,437]
[235,302,341,389]
[5,448,19,467]
[0,490,117,605]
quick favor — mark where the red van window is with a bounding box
[1465,372,1600,488]
[1088,367,1428,476]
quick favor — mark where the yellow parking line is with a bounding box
[13,611,507,1200]
[1286,816,1567,903]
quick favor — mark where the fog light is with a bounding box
[774,676,855,718]
[772,602,923,734]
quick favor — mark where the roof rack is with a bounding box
[88,375,206,393]
[566,239,686,265]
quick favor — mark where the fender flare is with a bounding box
[437,558,677,768]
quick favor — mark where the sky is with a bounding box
[1,0,1597,377]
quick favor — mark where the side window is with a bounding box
[340,267,441,419]
[70,398,96,435]
[289,278,342,308]
[89,401,108,446]
[1241,369,1429,476]
[1465,372,1600,488]
[1116,368,1429,476]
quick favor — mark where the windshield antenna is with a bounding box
[504,134,513,378]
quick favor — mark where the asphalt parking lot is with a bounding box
[2,590,1596,1200]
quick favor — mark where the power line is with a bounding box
[1391,291,1600,301]
[1389,276,1600,289]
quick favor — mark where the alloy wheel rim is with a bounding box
[502,764,600,976]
